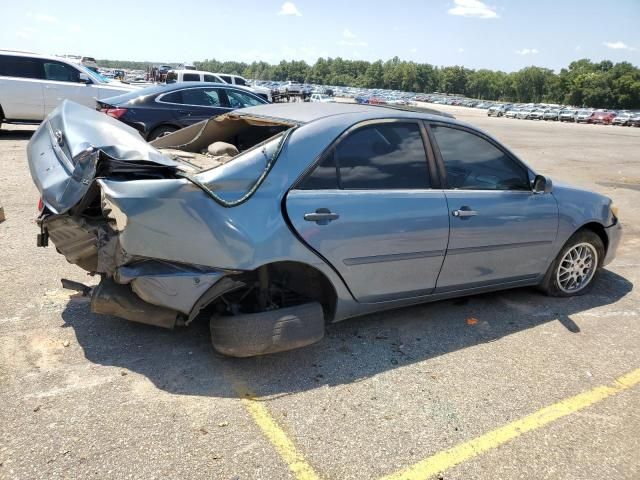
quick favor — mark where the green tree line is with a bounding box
[98,57,640,109]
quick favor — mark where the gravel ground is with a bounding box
[1,106,639,479]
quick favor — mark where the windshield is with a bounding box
[79,65,111,84]
[194,133,286,203]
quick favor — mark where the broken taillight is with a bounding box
[37,197,44,212]
[100,108,128,119]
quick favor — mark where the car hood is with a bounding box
[28,100,179,214]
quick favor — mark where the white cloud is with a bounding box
[515,48,539,55]
[448,0,498,19]
[342,29,356,39]
[458,47,465,53]
[35,13,57,23]
[70,25,82,33]
[339,29,367,47]
[603,41,636,51]
[278,2,302,16]
[16,30,32,40]
[339,40,368,47]
[410,47,418,53]
[575,46,582,51]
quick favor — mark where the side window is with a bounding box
[226,90,264,108]
[182,73,200,82]
[338,123,429,189]
[159,90,183,104]
[43,62,80,82]
[431,125,530,191]
[180,88,222,106]
[0,55,43,79]
[219,75,232,84]
[204,74,218,82]
[299,150,338,190]
[235,77,247,86]
[299,122,430,190]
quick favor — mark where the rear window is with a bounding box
[0,55,43,79]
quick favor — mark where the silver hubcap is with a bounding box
[557,242,597,293]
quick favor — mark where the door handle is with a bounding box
[304,208,339,225]
[177,110,191,115]
[452,208,478,218]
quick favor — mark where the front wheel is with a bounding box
[540,230,604,297]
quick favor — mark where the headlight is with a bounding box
[610,203,619,219]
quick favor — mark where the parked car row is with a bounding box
[489,104,639,126]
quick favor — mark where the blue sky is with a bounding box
[2,0,638,71]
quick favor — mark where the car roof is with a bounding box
[233,102,456,124]
[169,69,221,76]
[0,49,76,63]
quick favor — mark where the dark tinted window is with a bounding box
[235,77,247,86]
[226,89,264,108]
[160,90,183,103]
[43,61,80,82]
[432,125,530,191]
[162,88,225,107]
[299,150,338,189]
[204,74,218,82]
[337,123,429,189]
[182,73,200,82]
[0,55,43,79]
[219,75,232,84]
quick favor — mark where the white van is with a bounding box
[165,69,225,84]
[0,50,136,127]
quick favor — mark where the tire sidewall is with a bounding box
[542,230,605,297]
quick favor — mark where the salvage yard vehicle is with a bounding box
[28,101,622,357]
[559,109,577,122]
[576,109,594,123]
[0,50,135,127]
[97,82,267,140]
[543,108,561,121]
[612,112,635,126]
[589,110,616,125]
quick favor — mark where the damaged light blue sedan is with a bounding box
[29,101,622,357]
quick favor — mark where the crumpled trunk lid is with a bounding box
[27,100,179,214]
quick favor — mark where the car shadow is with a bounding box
[0,128,35,140]
[61,269,632,399]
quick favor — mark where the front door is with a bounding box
[42,60,96,114]
[286,120,450,302]
[428,123,558,291]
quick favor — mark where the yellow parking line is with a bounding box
[382,368,640,480]
[236,384,321,480]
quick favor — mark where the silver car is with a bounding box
[28,101,622,357]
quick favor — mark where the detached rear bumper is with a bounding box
[603,219,622,266]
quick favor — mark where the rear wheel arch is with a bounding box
[193,261,338,324]
[252,261,338,322]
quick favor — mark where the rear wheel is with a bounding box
[148,125,178,141]
[540,230,604,297]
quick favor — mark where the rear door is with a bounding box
[427,123,558,292]
[157,87,230,126]
[0,54,45,120]
[285,120,450,303]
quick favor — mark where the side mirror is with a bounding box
[78,73,91,84]
[533,175,553,194]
